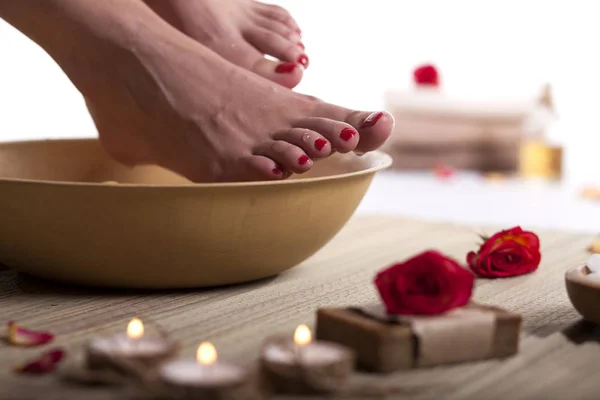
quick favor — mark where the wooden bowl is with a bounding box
[0,139,391,289]
[565,265,600,324]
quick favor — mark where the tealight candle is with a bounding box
[86,318,178,374]
[158,342,251,400]
[260,324,354,395]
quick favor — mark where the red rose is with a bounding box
[413,64,439,86]
[374,250,474,315]
[467,227,541,278]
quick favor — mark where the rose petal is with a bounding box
[466,251,478,268]
[7,322,54,346]
[13,349,65,375]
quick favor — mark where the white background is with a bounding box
[0,0,599,233]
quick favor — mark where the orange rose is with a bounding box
[467,227,541,278]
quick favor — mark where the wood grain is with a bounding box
[0,216,596,400]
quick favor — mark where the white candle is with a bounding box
[260,324,354,395]
[159,342,247,387]
[88,318,173,358]
[89,334,171,356]
[262,324,346,366]
[263,340,346,366]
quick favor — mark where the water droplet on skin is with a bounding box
[302,133,311,142]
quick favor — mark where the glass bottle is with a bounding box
[518,84,563,180]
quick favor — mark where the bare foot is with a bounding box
[84,31,393,182]
[0,0,392,183]
[144,0,307,88]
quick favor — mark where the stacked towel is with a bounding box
[383,90,533,172]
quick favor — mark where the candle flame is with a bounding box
[127,318,144,340]
[196,342,217,366]
[294,324,312,346]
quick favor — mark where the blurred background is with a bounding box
[0,0,598,233]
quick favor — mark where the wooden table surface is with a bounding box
[0,216,597,400]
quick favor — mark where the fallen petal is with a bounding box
[13,349,65,375]
[7,321,54,346]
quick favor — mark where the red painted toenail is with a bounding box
[273,167,283,175]
[275,62,297,73]
[298,42,305,50]
[340,128,357,141]
[298,54,309,68]
[360,112,384,128]
[298,155,310,166]
[314,138,327,151]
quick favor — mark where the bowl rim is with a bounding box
[0,138,393,188]
[565,265,600,289]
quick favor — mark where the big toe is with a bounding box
[252,58,303,89]
[346,111,394,153]
[316,104,394,154]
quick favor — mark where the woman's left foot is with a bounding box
[145,0,307,88]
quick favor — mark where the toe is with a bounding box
[242,155,289,181]
[293,118,359,153]
[254,15,302,44]
[253,140,313,174]
[254,3,302,34]
[272,128,332,159]
[244,28,308,67]
[344,111,395,153]
[313,103,395,154]
[204,35,302,88]
[252,58,303,89]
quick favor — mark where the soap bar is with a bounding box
[316,303,521,373]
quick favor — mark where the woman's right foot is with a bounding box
[84,28,393,182]
[144,0,308,89]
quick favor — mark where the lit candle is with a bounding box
[260,324,354,395]
[86,318,178,373]
[158,342,250,399]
